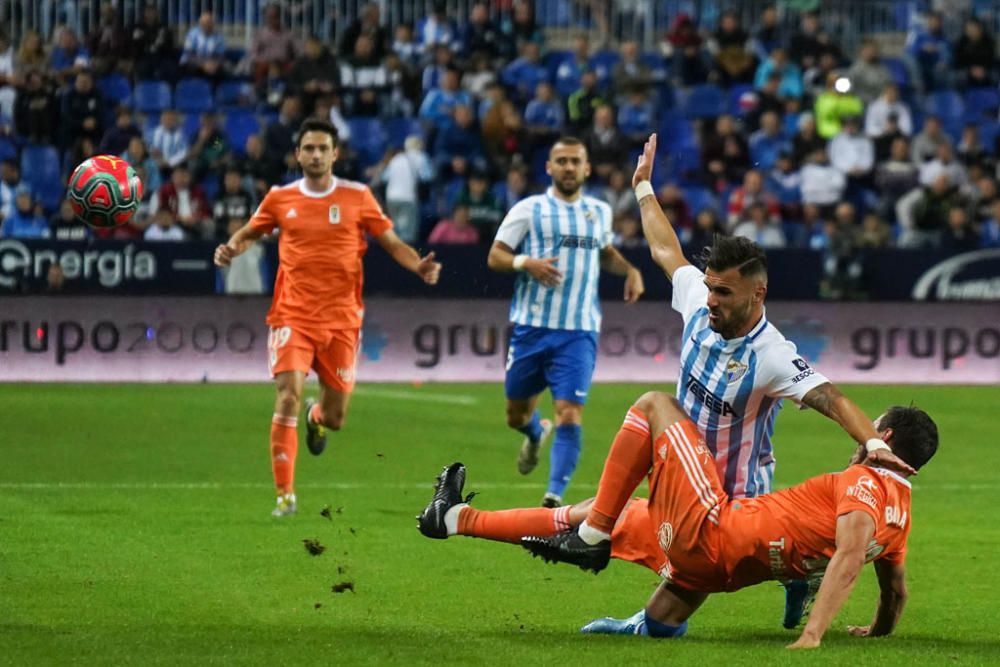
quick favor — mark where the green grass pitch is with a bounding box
[1,382,998,665]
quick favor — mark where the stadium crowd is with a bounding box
[1,1,1000,298]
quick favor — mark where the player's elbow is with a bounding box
[650,247,679,274]
[486,247,506,272]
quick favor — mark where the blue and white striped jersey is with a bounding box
[495,188,613,332]
[671,265,830,499]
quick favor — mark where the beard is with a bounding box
[553,175,582,197]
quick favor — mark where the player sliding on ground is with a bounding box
[214,119,441,517]
[417,391,938,649]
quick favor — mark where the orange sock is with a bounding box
[271,414,298,494]
[457,505,573,543]
[586,407,653,534]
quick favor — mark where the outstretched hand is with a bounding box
[864,448,917,476]
[632,133,658,189]
[417,251,441,285]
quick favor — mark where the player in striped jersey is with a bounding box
[590,133,918,627]
[487,137,645,507]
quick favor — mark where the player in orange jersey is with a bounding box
[418,392,937,649]
[215,118,441,517]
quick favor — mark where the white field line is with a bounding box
[352,387,479,405]
[0,482,991,491]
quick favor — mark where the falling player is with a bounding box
[214,118,441,516]
[487,137,645,507]
[417,392,938,649]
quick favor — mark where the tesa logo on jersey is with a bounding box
[329,205,340,224]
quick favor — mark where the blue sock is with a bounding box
[547,423,582,498]
[643,611,688,638]
[515,411,543,443]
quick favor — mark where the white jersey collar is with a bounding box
[297,177,338,198]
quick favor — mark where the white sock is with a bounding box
[443,503,467,536]
[578,520,611,545]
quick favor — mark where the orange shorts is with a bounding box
[611,420,729,592]
[267,326,360,393]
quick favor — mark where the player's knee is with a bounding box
[633,391,682,421]
[275,389,301,416]
[505,405,530,429]
[554,403,583,425]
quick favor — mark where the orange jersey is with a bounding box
[719,465,912,590]
[249,177,393,332]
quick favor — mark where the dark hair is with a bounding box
[552,136,586,151]
[698,235,768,278]
[297,118,339,148]
[879,406,938,470]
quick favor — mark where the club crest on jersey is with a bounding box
[725,359,749,383]
[329,205,340,224]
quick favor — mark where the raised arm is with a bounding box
[632,133,691,280]
[376,229,441,284]
[788,510,875,649]
[848,560,908,639]
[801,382,917,475]
[214,221,266,266]
[599,246,644,304]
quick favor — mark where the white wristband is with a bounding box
[634,180,655,202]
[865,438,891,454]
[512,254,528,271]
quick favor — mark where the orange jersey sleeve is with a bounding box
[249,188,281,235]
[261,178,394,333]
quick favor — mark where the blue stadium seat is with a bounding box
[681,186,720,216]
[883,57,912,90]
[640,51,668,82]
[978,119,1000,156]
[385,117,423,148]
[346,117,388,169]
[659,112,696,154]
[963,88,1000,122]
[97,73,132,107]
[589,50,621,87]
[215,80,254,108]
[224,111,261,155]
[683,84,726,119]
[182,113,201,140]
[175,78,214,114]
[0,135,17,163]
[925,90,964,122]
[133,80,172,114]
[542,49,572,79]
[20,144,63,212]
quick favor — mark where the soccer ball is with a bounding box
[67,155,143,228]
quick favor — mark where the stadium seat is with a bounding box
[20,144,63,212]
[182,113,201,140]
[215,80,254,108]
[175,78,214,115]
[97,73,132,107]
[542,49,572,79]
[682,84,726,119]
[978,119,1000,155]
[346,117,388,169]
[963,88,1000,122]
[0,135,17,163]
[883,57,912,90]
[640,51,668,82]
[224,111,261,155]
[133,80,172,114]
[681,186,720,216]
[925,90,964,123]
[589,50,621,86]
[385,117,423,148]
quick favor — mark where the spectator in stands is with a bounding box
[429,203,479,244]
[829,115,875,189]
[982,200,1000,247]
[814,72,863,139]
[49,199,90,241]
[423,44,456,95]
[188,112,230,184]
[656,184,691,229]
[122,136,161,196]
[250,3,299,83]
[865,83,912,139]
[456,168,503,240]
[875,137,919,221]
[262,96,301,181]
[611,41,654,100]
[0,31,15,121]
[732,201,786,248]
[858,212,892,249]
[753,47,803,100]
[726,169,780,229]
[662,13,709,87]
[287,36,340,114]
[150,109,190,172]
[392,22,422,72]
[0,160,22,221]
[130,2,176,81]
[493,165,529,210]
[802,50,840,99]
[87,3,129,75]
[685,208,726,250]
[612,213,645,249]
[15,30,47,76]
[749,110,789,172]
[151,164,210,239]
[710,10,756,85]
[566,69,605,135]
[524,81,564,148]
[751,5,782,62]
[845,40,892,105]
[583,104,627,182]
[906,11,951,91]
[911,115,952,164]
[462,52,496,101]
[60,69,104,150]
[801,148,846,215]
[480,85,523,172]
[602,168,637,217]
[820,202,863,300]
[180,12,227,82]
[236,134,271,198]
[768,150,803,220]
[554,34,590,97]
[617,86,655,147]
[920,143,969,190]
[373,135,434,244]
[433,103,484,176]
[702,114,750,191]
[900,172,960,248]
[0,187,49,238]
[954,17,996,87]
[871,112,906,162]
[340,2,389,61]
[501,41,547,104]
[50,27,90,85]
[971,175,997,224]
[420,66,473,131]
[745,71,786,132]
[98,106,141,156]
[508,1,542,55]
[461,2,503,62]
[339,34,388,117]
[417,1,458,56]
[956,123,990,170]
[212,167,255,241]
[13,70,58,144]
[144,208,185,241]
[788,12,824,70]
[941,205,979,251]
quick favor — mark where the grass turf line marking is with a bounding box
[352,387,478,405]
[0,482,990,491]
